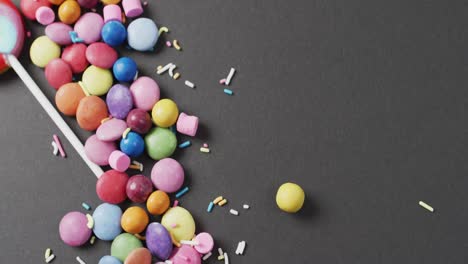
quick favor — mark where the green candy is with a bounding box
[111,233,143,261]
[145,127,177,160]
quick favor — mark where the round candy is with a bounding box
[58,0,81,24]
[194,232,214,254]
[121,206,149,234]
[145,223,172,260]
[101,21,127,47]
[99,256,122,264]
[82,66,113,96]
[96,118,128,141]
[76,96,109,131]
[169,245,201,264]
[55,82,86,116]
[127,18,158,51]
[125,248,152,264]
[109,150,131,172]
[151,158,184,193]
[48,0,64,5]
[74,13,104,44]
[62,43,88,74]
[77,0,98,8]
[102,0,120,4]
[111,233,143,262]
[96,170,129,204]
[86,42,118,69]
[161,207,195,242]
[144,127,177,160]
[126,109,152,134]
[130,76,160,111]
[93,203,123,241]
[152,99,179,128]
[59,211,92,246]
[20,0,51,20]
[45,22,73,45]
[84,134,116,166]
[113,57,138,83]
[146,190,170,215]
[276,182,305,213]
[107,84,133,119]
[35,6,55,25]
[0,0,25,66]
[120,132,144,157]
[45,58,72,90]
[30,36,60,68]
[126,175,153,203]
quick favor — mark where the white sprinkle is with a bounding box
[44,248,51,259]
[419,201,434,212]
[51,141,58,156]
[235,242,242,255]
[165,261,173,264]
[202,252,212,260]
[185,80,195,88]
[225,68,236,85]
[132,160,142,166]
[243,204,250,209]
[76,256,86,264]
[168,64,177,77]
[229,209,239,216]
[157,63,175,75]
[180,240,199,246]
[224,252,229,264]
[218,248,224,256]
[45,254,55,263]
[239,241,246,255]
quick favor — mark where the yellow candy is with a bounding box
[101,0,121,5]
[276,182,305,213]
[161,207,195,242]
[81,66,113,96]
[30,36,61,68]
[151,99,179,128]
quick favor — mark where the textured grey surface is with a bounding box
[2,0,468,263]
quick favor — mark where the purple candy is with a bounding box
[146,223,173,260]
[126,109,152,134]
[59,212,92,247]
[45,22,73,46]
[106,84,133,119]
[126,174,153,203]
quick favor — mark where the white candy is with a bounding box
[229,209,239,216]
[185,80,195,88]
[202,252,212,260]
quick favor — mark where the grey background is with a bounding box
[2,0,468,263]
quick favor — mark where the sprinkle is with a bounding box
[157,63,175,75]
[243,204,250,209]
[159,26,169,35]
[122,128,131,139]
[419,201,434,212]
[236,241,246,255]
[51,141,58,156]
[173,200,179,207]
[185,80,195,88]
[69,31,84,43]
[180,240,199,246]
[168,65,177,77]
[86,214,94,229]
[166,41,172,47]
[26,31,31,37]
[44,248,51,259]
[200,147,210,153]
[171,223,178,228]
[90,236,96,245]
[173,72,181,80]
[218,255,225,260]
[135,233,146,240]
[53,134,66,158]
[203,143,209,148]
[143,1,147,5]
[213,196,223,204]
[100,117,111,124]
[76,256,86,264]
[129,164,140,170]
[207,201,214,212]
[78,81,90,96]
[173,40,182,50]
[175,187,189,198]
[45,254,55,263]
[218,199,228,206]
[165,261,173,264]
[121,12,126,23]
[223,89,234,95]
[170,232,181,247]
[225,68,236,85]
[132,160,144,171]
[157,65,162,71]
[219,79,226,85]
[91,8,96,12]
[224,253,229,264]
[178,140,191,149]
[229,209,239,216]
[81,202,91,211]
[202,252,212,260]
[218,248,224,256]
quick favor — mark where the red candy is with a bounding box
[45,58,73,90]
[126,109,152,134]
[85,42,118,69]
[20,0,51,20]
[62,43,89,74]
[126,174,153,203]
[96,170,129,204]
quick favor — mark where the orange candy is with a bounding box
[146,190,170,215]
[58,0,81,24]
[49,0,65,5]
[55,83,85,116]
[121,206,149,234]
[76,95,108,131]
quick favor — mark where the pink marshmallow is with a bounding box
[108,150,131,172]
[36,6,55,26]
[176,112,199,137]
[103,4,122,23]
[122,0,143,18]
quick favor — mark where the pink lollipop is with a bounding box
[0,0,24,73]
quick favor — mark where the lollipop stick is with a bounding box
[5,54,103,178]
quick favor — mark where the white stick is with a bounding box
[5,55,103,178]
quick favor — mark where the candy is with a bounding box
[130,76,160,111]
[126,109,152,134]
[97,118,128,141]
[194,232,214,254]
[58,0,81,24]
[45,22,73,45]
[74,13,104,44]
[152,99,179,128]
[109,150,131,172]
[276,182,305,213]
[81,66,113,96]
[121,206,149,234]
[101,20,127,47]
[145,223,173,260]
[122,0,142,18]
[30,36,60,68]
[126,174,153,203]
[161,207,195,242]
[127,18,158,51]
[96,170,129,204]
[99,256,122,264]
[62,43,89,73]
[111,233,143,262]
[101,0,121,4]
[45,59,73,90]
[120,132,145,157]
[124,248,152,264]
[106,84,133,119]
[0,0,25,70]
[55,83,86,116]
[59,212,92,246]
[176,112,199,137]
[169,245,201,264]
[35,6,55,25]
[103,4,122,23]
[175,186,189,198]
[113,57,138,83]
[20,0,51,20]
[77,0,98,9]
[145,128,177,160]
[76,96,109,130]
[92,203,122,241]
[86,42,118,69]
[151,158,184,193]
[146,190,170,215]
[48,0,64,5]
[84,134,116,165]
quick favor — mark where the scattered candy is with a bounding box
[46,254,55,263]
[59,212,92,246]
[213,196,223,204]
[243,204,250,209]
[207,202,214,213]
[173,72,180,80]
[86,213,94,229]
[203,143,209,148]
[184,80,195,88]
[223,252,229,264]
[229,209,239,216]
[152,99,179,128]
[90,236,96,245]
[76,256,86,264]
[53,134,66,157]
[58,0,81,25]
[35,6,55,25]
[218,199,227,206]
[276,182,305,213]
[158,26,169,35]
[235,241,246,255]
[177,112,199,137]
[178,140,191,149]
[225,68,236,85]
[127,18,158,51]
[45,248,51,259]
[165,41,172,47]
[194,232,214,254]
[157,63,174,75]
[92,203,122,241]
[172,39,181,50]
[175,186,189,198]
[51,141,58,156]
[98,256,121,264]
[200,147,210,153]
[218,248,224,256]
[419,201,434,212]
[223,89,233,95]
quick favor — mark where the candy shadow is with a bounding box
[196,122,211,142]
[292,194,321,222]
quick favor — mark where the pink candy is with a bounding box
[194,232,214,254]
[151,158,185,193]
[130,76,160,111]
[122,0,143,18]
[35,6,54,26]
[108,150,130,172]
[176,112,199,137]
[84,134,116,166]
[96,118,128,142]
[74,13,104,44]
[103,4,122,23]
[59,212,92,247]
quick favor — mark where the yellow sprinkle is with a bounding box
[158,26,169,35]
[90,236,96,245]
[100,117,111,124]
[122,128,131,139]
[419,201,434,212]
[156,65,162,71]
[213,196,223,204]
[173,72,180,80]
[78,81,90,96]
[129,164,140,170]
[135,233,146,240]
[122,12,126,23]
[86,214,94,229]
[170,232,181,247]
[44,248,51,259]
[217,255,225,260]
[200,147,210,153]
[173,40,182,51]
[218,199,228,206]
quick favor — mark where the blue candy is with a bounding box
[120,132,145,157]
[113,57,138,82]
[127,18,158,51]
[92,203,122,241]
[101,21,127,47]
[98,255,122,264]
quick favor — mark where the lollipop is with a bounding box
[0,0,103,177]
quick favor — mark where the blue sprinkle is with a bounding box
[207,202,214,213]
[175,186,189,198]
[69,31,84,43]
[81,202,91,211]
[223,89,233,95]
[178,140,191,149]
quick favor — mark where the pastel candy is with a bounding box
[74,12,104,44]
[20,0,51,20]
[126,174,153,203]
[30,36,61,68]
[106,84,133,119]
[82,66,113,96]
[146,190,170,215]
[120,132,145,157]
[122,0,142,18]
[145,223,173,260]
[96,118,128,142]
[99,256,122,264]
[126,109,152,134]
[45,58,72,90]
[130,76,160,111]
[93,203,123,241]
[96,170,129,204]
[45,22,73,45]
[151,158,184,193]
[0,0,25,59]
[276,182,305,213]
[76,96,109,131]
[121,206,149,234]
[176,112,199,137]
[103,4,122,23]
[55,82,86,116]
[127,18,158,51]
[111,233,143,262]
[194,232,214,254]
[169,245,201,264]
[86,42,118,69]
[58,0,81,24]
[62,43,88,74]
[151,99,179,128]
[109,150,130,172]
[161,207,195,243]
[124,248,152,264]
[145,128,177,160]
[84,134,116,166]
[35,6,55,25]
[59,212,92,247]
